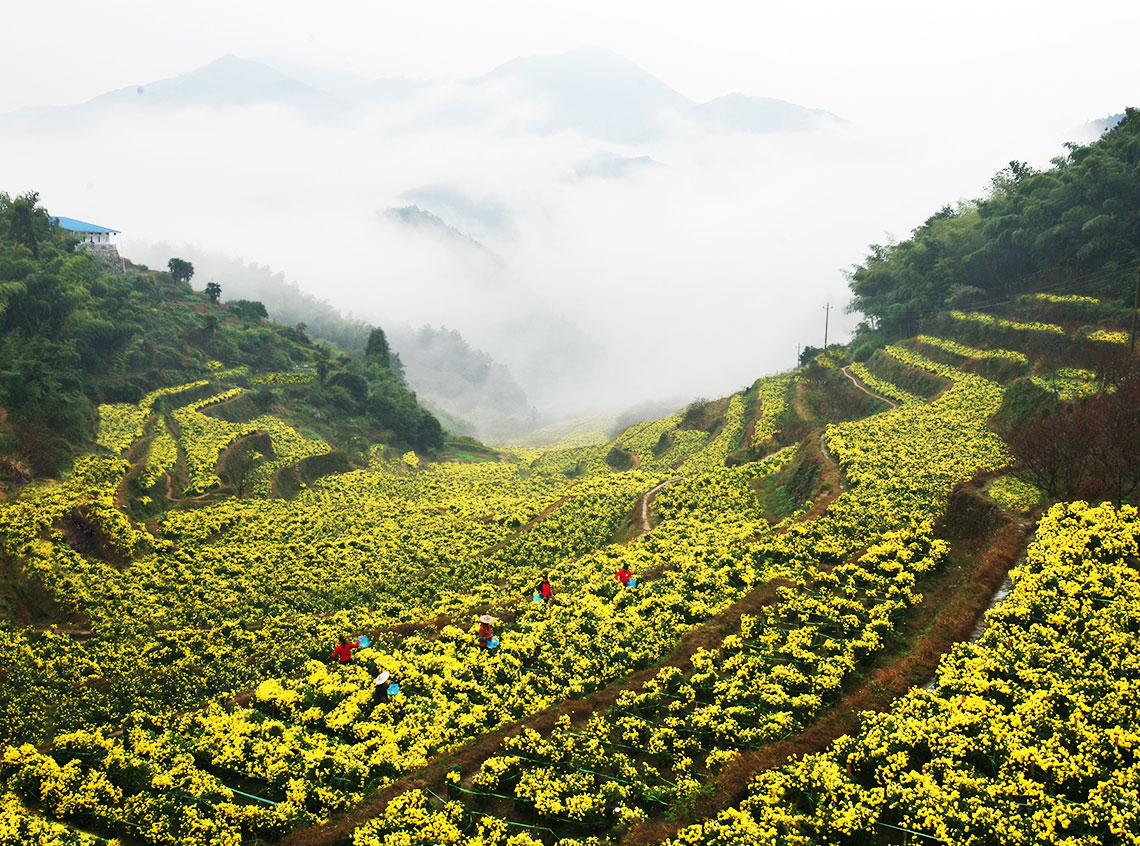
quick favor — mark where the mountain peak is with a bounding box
[82,54,347,118]
[481,46,690,144]
[5,48,843,140]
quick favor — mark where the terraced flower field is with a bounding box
[1,309,1137,846]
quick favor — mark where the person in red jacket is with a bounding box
[536,575,553,602]
[477,614,494,648]
[615,565,633,587]
[330,635,358,665]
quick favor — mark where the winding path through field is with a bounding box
[841,364,899,409]
[634,477,682,537]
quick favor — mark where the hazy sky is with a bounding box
[4,1,1138,420]
[7,0,1136,121]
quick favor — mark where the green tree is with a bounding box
[204,281,221,304]
[798,346,823,366]
[4,192,52,259]
[365,327,391,367]
[226,444,264,498]
[168,258,195,285]
[227,299,268,321]
[314,345,331,385]
[390,350,407,382]
[327,370,369,404]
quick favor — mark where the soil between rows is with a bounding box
[277,577,793,846]
[281,481,1027,846]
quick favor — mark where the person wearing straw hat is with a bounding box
[372,670,392,705]
[477,614,495,649]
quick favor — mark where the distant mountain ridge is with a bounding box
[384,205,499,260]
[90,54,348,115]
[5,48,844,141]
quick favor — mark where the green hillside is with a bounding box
[0,193,443,486]
[128,243,538,441]
[848,108,1140,340]
[1,111,1140,846]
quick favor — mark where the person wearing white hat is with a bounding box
[477,615,494,649]
[372,669,392,705]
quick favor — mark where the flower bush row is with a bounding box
[95,380,210,455]
[948,310,1067,335]
[915,334,1029,364]
[847,362,923,407]
[667,500,1140,845]
[354,351,1012,841]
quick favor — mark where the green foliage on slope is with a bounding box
[0,192,442,478]
[848,108,1140,338]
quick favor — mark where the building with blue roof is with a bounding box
[52,216,121,254]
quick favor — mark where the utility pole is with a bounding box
[823,302,832,349]
[796,343,801,368]
[1131,266,1139,354]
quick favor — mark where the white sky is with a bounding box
[3,1,1139,420]
[7,0,1136,122]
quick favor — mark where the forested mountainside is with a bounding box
[126,243,376,353]
[1,109,1140,846]
[128,243,537,441]
[848,107,1140,339]
[386,325,537,441]
[0,195,443,482]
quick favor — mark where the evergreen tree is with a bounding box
[365,327,391,368]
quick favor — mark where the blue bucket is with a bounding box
[533,592,543,603]
[487,636,499,650]
[387,683,400,697]
[628,577,637,588]
[357,635,370,648]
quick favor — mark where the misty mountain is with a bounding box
[480,46,692,144]
[94,55,346,114]
[268,61,428,105]
[397,187,513,238]
[384,205,501,262]
[481,47,842,142]
[8,56,349,126]
[127,242,537,440]
[573,152,659,180]
[5,48,852,422]
[695,93,846,133]
[5,48,842,141]
[131,242,373,351]
[387,325,537,441]
[1091,112,1126,134]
